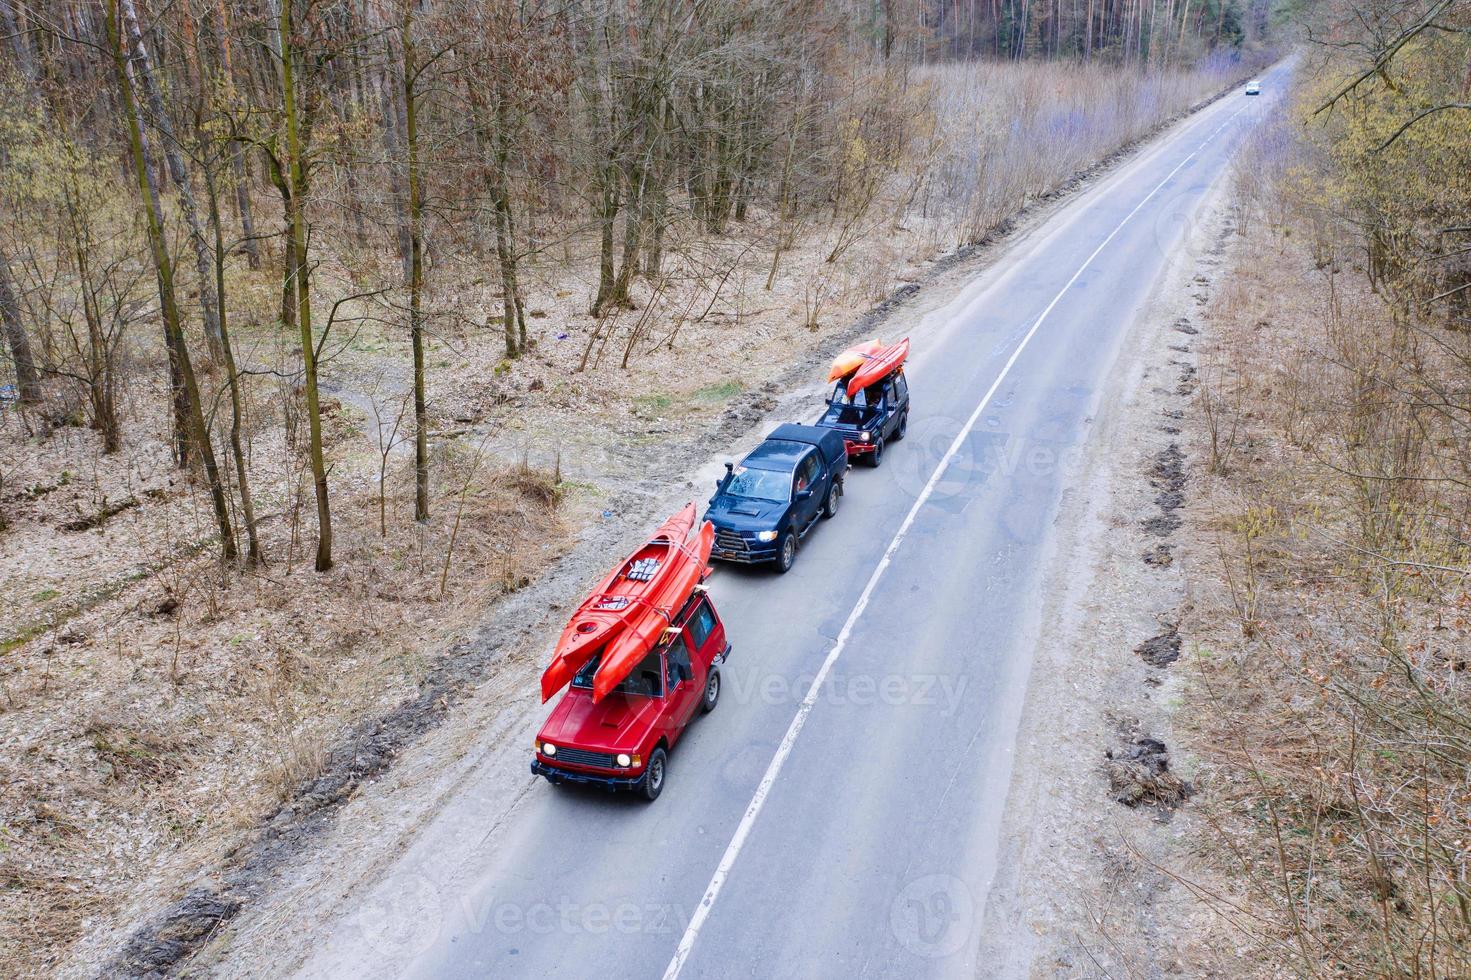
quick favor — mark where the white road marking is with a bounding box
[662,99,1252,980]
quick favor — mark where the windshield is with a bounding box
[721,466,790,503]
[830,382,883,411]
[572,650,664,698]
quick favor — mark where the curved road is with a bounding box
[294,62,1290,980]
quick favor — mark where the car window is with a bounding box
[571,650,664,698]
[666,634,692,688]
[794,452,820,493]
[894,372,908,399]
[724,466,790,503]
[832,383,868,408]
[688,599,717,648]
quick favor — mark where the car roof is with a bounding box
[742,438,810,471]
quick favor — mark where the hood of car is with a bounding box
[706,493,788,531]
[540,688,664,754]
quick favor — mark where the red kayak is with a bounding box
[540,504,698,702]
[846,337,909,396]
[827,340,884,382]
[592,520,714,702]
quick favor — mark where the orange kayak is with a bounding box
[846,337,909,397]
[827,340,884,382]
[540,504,698,702]
[592,520,714,702]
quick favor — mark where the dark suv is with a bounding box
[815,369,910,467]
[706,424,849,572]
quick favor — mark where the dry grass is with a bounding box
[0,391,567,978]
[1177,125,1471,975]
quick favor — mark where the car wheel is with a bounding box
[823,481,841,519]
[775,532,796,574]
[894,410,908,441]
[642,747,667,801]
[868,438,885,467]
[701,669,720,713]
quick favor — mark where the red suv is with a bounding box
[532,589,728,800]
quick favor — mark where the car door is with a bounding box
[664,632,702,733]
[890,371,909,435]
[686,597,723,674]
[791,450,822,530]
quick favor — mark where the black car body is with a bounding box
[814,368,910,467]
[707,423,849,572]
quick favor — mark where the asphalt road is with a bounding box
[296,63,1290,980]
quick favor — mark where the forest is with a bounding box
[0,0,1272,569]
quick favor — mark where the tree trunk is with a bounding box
[121,0,224,364]
[490,124,526,359]
[403,1,429,523]
[0,257,41,404]
[214,0,261,269]
[591,145,620,316]
[610,158,645,310]
[207,157,262,564]
[280,0,332,571]
[380,57,412,285]
[109,0,236,561]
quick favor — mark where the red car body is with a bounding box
[532,588,729,800]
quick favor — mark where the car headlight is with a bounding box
[616,753,632,767]
[540,742,556,757]
[757,530,778,542]
[859,431,871,442]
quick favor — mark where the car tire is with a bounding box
[775,532,796,574]
[823,481,841,519]
[893,410,908,441]
[701,669,720,713]
[642,747,667,801]
[868,438,885,467]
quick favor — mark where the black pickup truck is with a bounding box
[706,423,849,573]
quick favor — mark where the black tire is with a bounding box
[893,410,909,441]
[823,481,841,519]
[868,438,885,468]
[775,532,796,574]
[701,669,720,713]
[642,747,667,801]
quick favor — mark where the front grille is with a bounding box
[553,746,616,768]
[714,528,748,552]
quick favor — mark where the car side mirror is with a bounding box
[795,488,813,501]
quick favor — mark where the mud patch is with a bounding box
[1141,514,1181,537]
[110,889,241,978]
[1148,444,1185,491]
[1134,626,1182,667]
[1172,317,1198,335]
[1104,719,1192,814]
[1142,543,1174,567]
[1142,444,1186,540]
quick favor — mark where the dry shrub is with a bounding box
[1181,170,1471,975]
[504,461,562,508]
